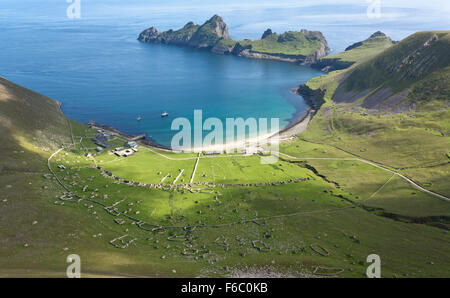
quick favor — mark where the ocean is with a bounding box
[1,0,448,147]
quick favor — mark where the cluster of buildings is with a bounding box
[113,141,139,157]
[91,129,140,157]
[92,130,112,150]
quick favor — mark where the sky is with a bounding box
[3,0,449,17]
[1,0,448,48]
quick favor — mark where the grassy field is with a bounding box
[97,150,196,185]
[193,155,314,184]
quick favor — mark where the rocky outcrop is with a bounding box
[310,58,354,72]
[138,15,229,49]
[211,40,235,54]
[138,16,330,65]
[296,83,325,111]
[261,29,275,39]
[302,41,331,65]
[188,15,230,48]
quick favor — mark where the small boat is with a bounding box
[137,116,142,121]
[161,112,169,118]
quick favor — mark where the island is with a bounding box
[138,15,330,65]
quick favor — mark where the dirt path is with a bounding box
[276,152,450,202]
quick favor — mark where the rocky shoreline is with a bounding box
[295,84,326,111]
[90,123,173,151]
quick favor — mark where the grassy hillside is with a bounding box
[334,31,450,111]
[343,31,449,91]
[0,76,72,172]
[295,30,450,213]
[313,32,394,71]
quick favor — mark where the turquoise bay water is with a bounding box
[1,1,448,147]
[0,15,322,148]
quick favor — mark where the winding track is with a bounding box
[276,152,450,202]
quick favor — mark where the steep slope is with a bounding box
[296,31,449,198]
[138,15,330,64]
[0,76,71,172]
[312,31,394,72]
[0,77,109,277]
[333,31,450,112]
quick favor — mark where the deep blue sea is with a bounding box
[1,0,448,147]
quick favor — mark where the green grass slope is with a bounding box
[334,31,450,111]
[293,30,450,217]
[312,31,394,71]
[0,76,72,172]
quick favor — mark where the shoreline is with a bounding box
[91,90,313,153]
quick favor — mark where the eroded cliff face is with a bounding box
[302,42,331,65]
[296,83,326,110]
[138,26,160,43]
[138,16,330,65]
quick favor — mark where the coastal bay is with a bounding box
[0,17,322,148]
